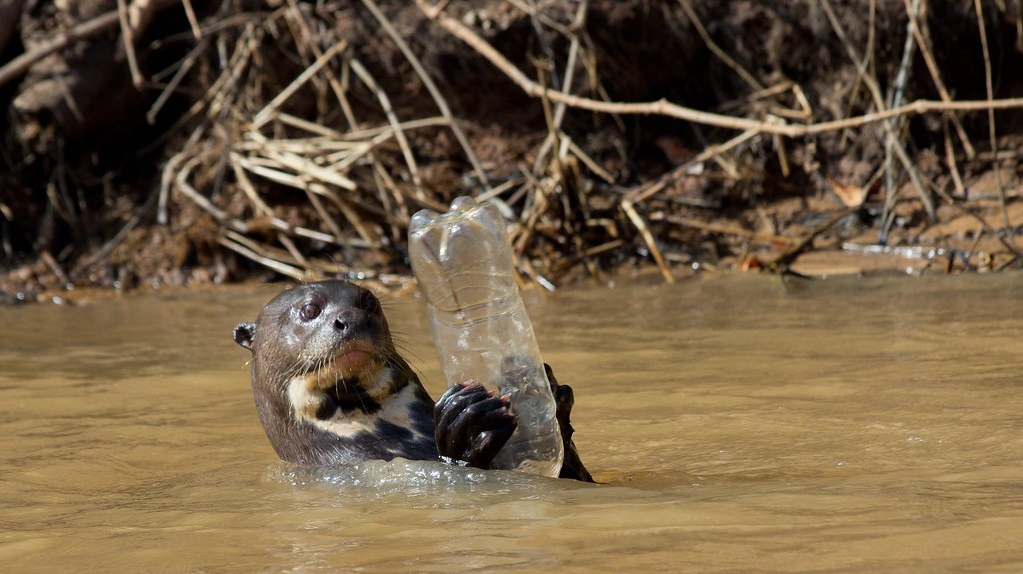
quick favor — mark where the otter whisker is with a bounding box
[234,279,588,477]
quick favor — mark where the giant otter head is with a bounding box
[233,280,435,465]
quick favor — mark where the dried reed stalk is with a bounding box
[151,0,1023,286]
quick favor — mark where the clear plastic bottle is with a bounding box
[408,196,564,477]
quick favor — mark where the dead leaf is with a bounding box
[739,256,763,271]
[827,179,868,208]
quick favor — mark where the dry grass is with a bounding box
[140,0,1023,288]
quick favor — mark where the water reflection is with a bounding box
[1,275,1023,572]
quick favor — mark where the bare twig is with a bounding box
[677,0,763,92]
[906,0,975,158]
[174,157,247,233]
[227,152,273,216]
[531,0,587,174]
[763,209,856,271]
[880,0,921,241]
[116,0,144,88]
[252,40,349,129]
[144,20,260,154]
[0,10,120,87]
[818,0,935,240]
[621,198,674,283]
[359,0,490,188]
[146,37,208,124]
[180,0,202,40]
[348,57,424,199]
[79,187,161,268]
[413,0,1023,139]
[628,129,759,204]
[974,0,1016,248]
[220,232,306,280]
[652,214,797,247]
[942,114,967,197]
[40,251,72,287]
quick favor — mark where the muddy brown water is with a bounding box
[2,274,1022,573]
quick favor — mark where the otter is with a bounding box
[233,280,591,481]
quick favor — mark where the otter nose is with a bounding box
[332,309,366,336]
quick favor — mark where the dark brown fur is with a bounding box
[234,280,591,480]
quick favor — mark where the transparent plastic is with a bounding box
[408,196,564,478]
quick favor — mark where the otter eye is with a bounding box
[359,291,381,314]
[299,301,322,322]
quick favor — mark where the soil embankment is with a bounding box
[2,1,1023,302]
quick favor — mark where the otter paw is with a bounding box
[544,363,594,483]
[434,382,518,470]
[544,363,575,439]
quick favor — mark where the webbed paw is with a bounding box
[434,381,518,470]
[544,364,594,482]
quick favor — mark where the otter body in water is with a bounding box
[233,280,591,480]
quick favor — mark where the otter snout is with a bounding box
[331,308,371,339]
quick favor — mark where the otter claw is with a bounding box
[434,381,518,470]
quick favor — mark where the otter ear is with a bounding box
[233,322,256,352]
